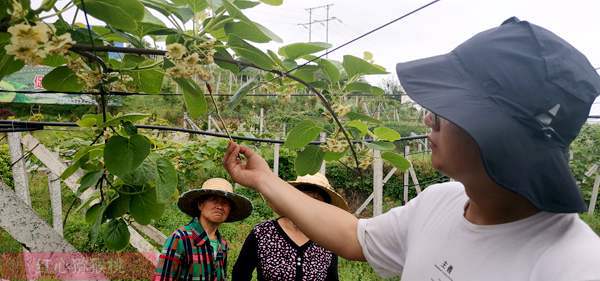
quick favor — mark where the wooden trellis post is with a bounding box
[0,180,109,280]
[585,164,599,215]
[273,143,280,176]
[47,171,63,236]
[372,149,383,216]
[319,132,326,175]
[259,108,265,135]
[8,132,31,206]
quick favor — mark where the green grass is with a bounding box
[2,170,599,280]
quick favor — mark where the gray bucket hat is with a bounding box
[395,17,600,213]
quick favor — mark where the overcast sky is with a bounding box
[243,0,600,117]
[33,0,600,117]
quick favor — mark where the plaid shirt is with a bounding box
[153,218,228,281]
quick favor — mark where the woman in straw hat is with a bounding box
[232,173,347,281]
[153,178,252,281]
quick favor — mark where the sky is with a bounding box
[243,0,600,118]
[32,0,600,118]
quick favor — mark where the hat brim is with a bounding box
[288,182,350,212]
[178,189,253,222]
[395,52,586,213]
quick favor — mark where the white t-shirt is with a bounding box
[357,182,600,281]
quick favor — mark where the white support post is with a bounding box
[20,134,160,264]
[403,145,410,204]
[588,175,600,215]
[207,114,212,131]
[0,180,109,280]
[373,149,383,216]
[208,115,223,133]
[214,72,221,95]
[47,171,63,236]
[259,108,265,135]
[273,143,280,176]
[319,132,326,175]
[409,166,422,193]
[8,132,31,206]
[355,167,397,216]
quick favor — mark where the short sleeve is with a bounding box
[356,193,422,278]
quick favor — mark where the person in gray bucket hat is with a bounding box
[223,17,600,281]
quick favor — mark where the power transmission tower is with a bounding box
[297,3,338,43]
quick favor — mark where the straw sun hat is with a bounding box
[177,178,253,222]
[288,173,350,211]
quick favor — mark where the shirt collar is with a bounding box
[190,217,226,249]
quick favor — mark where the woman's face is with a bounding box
[301,190,325,202]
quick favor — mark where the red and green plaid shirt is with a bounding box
[153,218,228,281]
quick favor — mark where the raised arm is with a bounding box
[223,142,365,261]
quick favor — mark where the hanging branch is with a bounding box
[204,81,233,141]
[69,44,362,170]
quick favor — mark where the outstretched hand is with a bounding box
[223,141,273,189]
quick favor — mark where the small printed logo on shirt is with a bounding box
[433,260,455,281]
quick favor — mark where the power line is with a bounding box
[0,119,428,144]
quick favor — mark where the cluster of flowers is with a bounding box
[8,0,27,22]
[358,153,373,170]
[321,137,349,153]
[67,57,135,92]
[5,22,74,65]
[324,103,351,119]
[165,41,215,81]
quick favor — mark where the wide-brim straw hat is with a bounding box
[178,178,253,222]
[288,173,350,211]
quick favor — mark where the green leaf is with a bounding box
[317,58,340,82]
[259,0,282,5]
[323,151,345,161]
[104,113,149,127]
[224,21,281,43]
[155,157,177,204]
[344,81,371,93]
[77,114,102,127]
[130,188,165,224]
[365,141,395,151]
[43,55,68,67]
[278,42,331,60]
[290,65,319,83]
[381,152,410,171]
[86,201,107,242]
[86,203,104,224]
[104,194,130,219]
[347,120,369,137]
[76,0,145,33]
[222,0,251,22]
[61,146,94,179]
[101,219,130,250]
[175,78,207,119]
[284,120,323,149]
[214,47,240,73]
[373,127,401,142]
[370,86,385,96]
[42,66,84,92]
[77,170,103,194]
[342,55,388,77]
[295,145,324,176]
[347,112,381,124]
[229,78,258,108]
[233,0,259,9]
[120,154,158,185]
[0,53,24,81]
[40,0,60,11]
[228,35,275,69]
[104,135,151,177]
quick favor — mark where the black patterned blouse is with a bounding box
[232,219,339,281]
